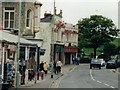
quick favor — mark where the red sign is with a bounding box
[64,46,78,53]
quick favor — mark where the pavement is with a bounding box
[111,68,120,74]
[19,64,76,88]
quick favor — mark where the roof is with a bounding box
[40,14,53,22]
[27,38,44,47]
[0,30,37,46]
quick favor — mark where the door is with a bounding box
[65,53,70,64]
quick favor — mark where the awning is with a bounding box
[26,38,44,47]
[0,30,37,46]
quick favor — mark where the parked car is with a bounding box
[90,59,101,69]
[98,59,106,67]
[106,60,117,69]
[116,59,120,68]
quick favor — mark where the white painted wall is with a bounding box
[63,23,78,46]
[35,23,52,63]
[35,15,78,64]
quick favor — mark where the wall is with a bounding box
[35,22,52,63]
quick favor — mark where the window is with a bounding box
[4,7,15,29]
[26,9,31,28]
[66,34,69,41]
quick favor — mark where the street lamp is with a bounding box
[15,0,21,88]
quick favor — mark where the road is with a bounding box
[50,64,119,89]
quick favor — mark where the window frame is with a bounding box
[3,7,15,29]
[26,9,32,29]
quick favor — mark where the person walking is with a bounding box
[49,61,54,78]
[77,55,80,65]
[53,61,57,74]
[44,62,48,76]
[39,70,45,80]
[39,61,44,71]
[72,56,76,64]
[56,60,62,74]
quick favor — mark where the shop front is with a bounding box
[0,30,38,86]
[64,46,78,64]
[54,44,64,63]
[0,42,17,86]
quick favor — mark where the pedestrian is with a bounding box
[72,56,76,64]
[40,61,44,71]
[53,61,57,74]
[39,70,45,80]
[44,62,48,76]
[77,55,80,65]
[56,60,62,74]
[49,61,54,78]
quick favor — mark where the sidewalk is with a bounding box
[111,68,120,74]
[19,64,76,88]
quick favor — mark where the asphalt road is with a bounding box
[50,64,119,89]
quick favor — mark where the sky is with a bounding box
[39,0,119,27]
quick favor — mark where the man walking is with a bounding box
[56,60,62,74]
[72,56,76,64]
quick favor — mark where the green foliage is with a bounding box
[103,43,117,56]
[78,15,118,57]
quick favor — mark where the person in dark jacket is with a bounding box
[39,61,44,71]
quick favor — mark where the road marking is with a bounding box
[110,86,116,88]
[55,66,78,88]
[96,80,102,83]
[90,69,116,89]
[104,83,110,86]
[90,69,95,81]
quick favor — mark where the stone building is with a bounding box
[0,1,43,86]
[2,1,42,37]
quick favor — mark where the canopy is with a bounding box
[0,30,37,46]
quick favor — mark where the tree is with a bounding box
[78,15,118,58]
[103,43,117,57]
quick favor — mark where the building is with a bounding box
[0,1,42,86]
[36,9,78,64]
[63,23,78,64]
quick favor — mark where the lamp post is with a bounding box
[50,0,56,78]
[15,0,21,88]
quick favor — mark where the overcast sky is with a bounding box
[40,0,119,27]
